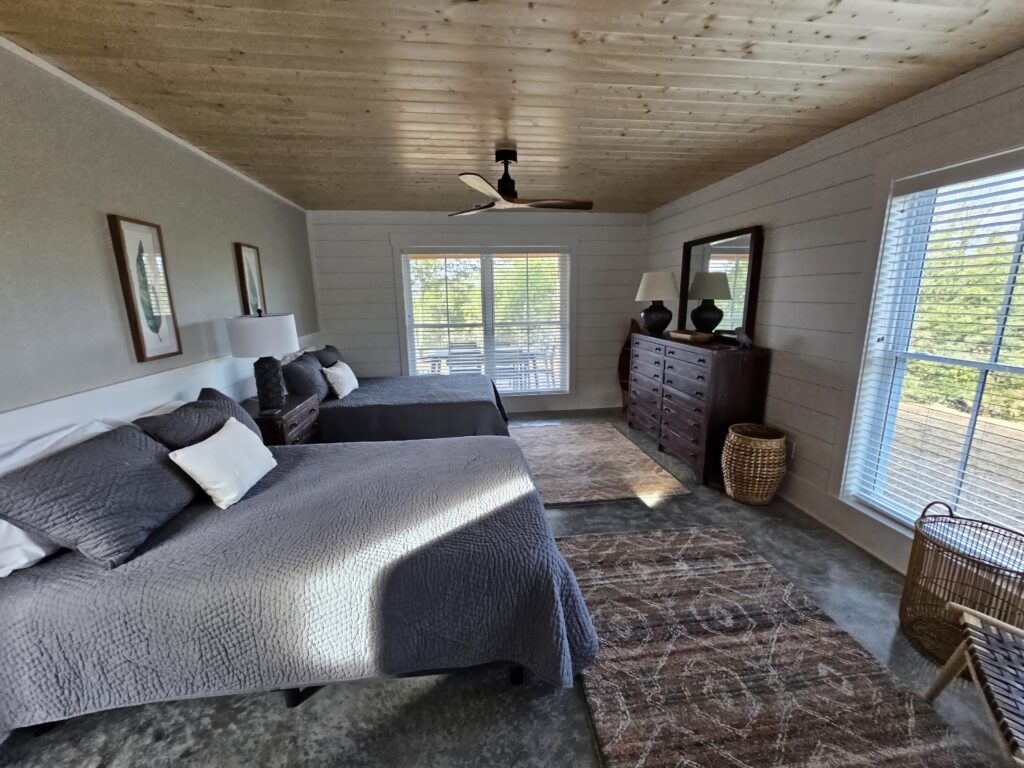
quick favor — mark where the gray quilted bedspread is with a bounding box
[0,437,597,733]
[317,374,509,442]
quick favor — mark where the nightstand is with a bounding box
[241,393,320,446]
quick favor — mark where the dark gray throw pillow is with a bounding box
[283,352,330,401]
[0,426,196,568]
[311,345,342,368]
[197,388,261,436]
[135,389,260,450]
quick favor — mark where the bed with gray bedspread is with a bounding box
[317,374,509,442]
[0,437,597,734]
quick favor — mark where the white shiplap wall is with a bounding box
[647,48,1024,571]
[307,210,646,412]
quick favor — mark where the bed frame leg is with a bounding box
[509,665,526,686]
[282,686,324,708]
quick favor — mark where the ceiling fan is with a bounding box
[450,149,594,217]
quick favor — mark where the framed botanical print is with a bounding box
[235,242,266,315]
[107,214,182,362]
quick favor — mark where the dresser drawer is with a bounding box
[662,358,708,387]
[663,344,710,368]
[663,375,707,402]
[630,387,662,420]
[633,337,667,356]
[283,402,320,441]
[661,397,707,435]
[630,372,663,400]
[661,385,706,418]
[660,424,705,473]
[631,348,665,369]
[630,407,661,441]
[630,359,663,383]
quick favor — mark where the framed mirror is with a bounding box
[679,225,763,342]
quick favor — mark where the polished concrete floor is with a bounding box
[0,411,1005,767]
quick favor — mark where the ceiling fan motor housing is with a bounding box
[495,148,518,198]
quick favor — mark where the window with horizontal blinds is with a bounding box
[402,251,570,394]
[845,165,1024,530]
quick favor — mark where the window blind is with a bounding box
[402,251,570,394]
[845,166,1024,530]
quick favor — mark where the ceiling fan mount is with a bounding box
[495,147,518,198]
[450,148,593,217]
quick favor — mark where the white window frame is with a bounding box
[395,244,574,396]
[842,150,1024,528]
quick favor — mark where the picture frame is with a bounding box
[107,214,182,362]
[234,242,267,315]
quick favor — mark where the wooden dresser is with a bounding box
[627,333,770,485]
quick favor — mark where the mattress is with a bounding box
[317,374,509,442]
[0,437,597,734]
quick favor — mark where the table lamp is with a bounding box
[688,272,732,333]
[635,271,678,336]
[226,312,299,412]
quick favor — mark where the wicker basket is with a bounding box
[900,501,1024,663]
[721,423,787,505]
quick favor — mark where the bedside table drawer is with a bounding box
[283,403,319,441]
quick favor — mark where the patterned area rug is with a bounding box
[510,423,688,506]
[559,528,986,768]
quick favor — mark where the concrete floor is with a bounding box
[0,411,1005,767]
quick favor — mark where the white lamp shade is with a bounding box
[688,271,732,300]
[226,313,299,358]
[635,271,679,302]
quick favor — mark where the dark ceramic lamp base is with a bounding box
[640,300,673,337]
[690,299,724,333]
[254,355,287,413]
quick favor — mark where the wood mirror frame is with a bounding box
[678,225,764,342]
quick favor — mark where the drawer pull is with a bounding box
[666,364,674,371]
[289,421,299,430]
[697,357,707,364]
[696,374,705,381]
[690,421,700,428]
[666,349,675,356]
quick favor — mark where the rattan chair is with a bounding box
[926,603,1024,766]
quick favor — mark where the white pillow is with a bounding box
[169,417,277,510]
[324,361,359,398]
[0,420,118,578]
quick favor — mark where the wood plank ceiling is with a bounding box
[3,1,1024,211]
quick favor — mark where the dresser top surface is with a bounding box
[632,332,764,354]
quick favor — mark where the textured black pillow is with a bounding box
[311,345,342,368]
[282,353,330,401]
[0,426,196,568]
[197,388,261,436]
[135,390,260,450]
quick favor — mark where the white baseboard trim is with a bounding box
[0,333,321,445]
[778,472,914,574]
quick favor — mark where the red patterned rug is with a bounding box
[559,528,985,768]
[511,423,687,506]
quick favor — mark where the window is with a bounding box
[401,251,570,394]
[845,162,1024,530]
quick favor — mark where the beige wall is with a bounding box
[0,47,318,413]
[646,48,1024,570]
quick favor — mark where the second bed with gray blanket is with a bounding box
[0,437,597,734]
[316,374,509,442]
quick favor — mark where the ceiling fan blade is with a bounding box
[458,173,506,202]
[448,201,496,217]
[518,199,594,211]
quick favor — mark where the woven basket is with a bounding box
[721,423,787,505]
[900,501,1024,664]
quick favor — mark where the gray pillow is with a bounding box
[135,389,259,450]
[0,426,196,568]
[311,345,342,368]
[197,388,261,436]
[283,353,330,401]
